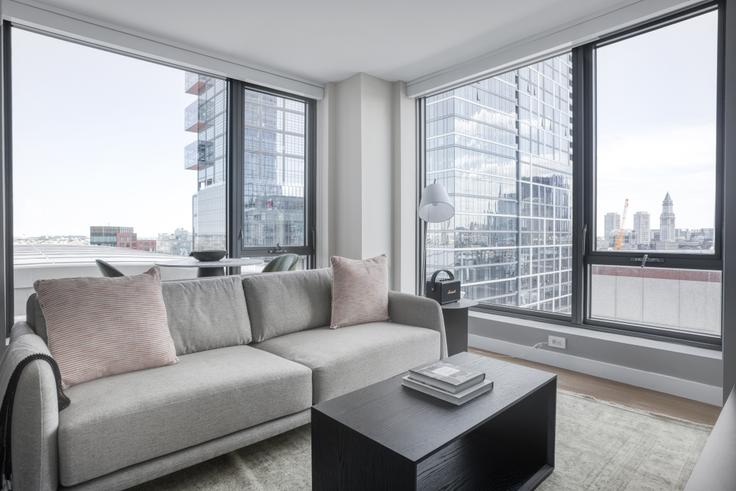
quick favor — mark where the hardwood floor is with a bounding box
[472,348,721,426]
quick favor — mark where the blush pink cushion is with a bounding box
[330,255,389,328]
[34,267,177,387]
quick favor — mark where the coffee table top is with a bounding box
[312,352,556,462]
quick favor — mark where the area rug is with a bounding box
[132,391,711,490]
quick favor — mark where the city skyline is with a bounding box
[597,192,714,252]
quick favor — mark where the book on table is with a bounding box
[408,361,486,394]
[401,375,493,406]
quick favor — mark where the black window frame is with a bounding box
[228,80,317,267]
[581,1,724,346]
[0,22,317,333]
[418,0,725,349]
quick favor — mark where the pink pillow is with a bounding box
[34,267,177,387]
[330,255,389,328]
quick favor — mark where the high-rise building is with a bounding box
[633,211,650,246]
[185,76,306,252]
[425,54,573,313]
[659,192,676,242]
[241,89,306,248]
[604,213,621,245]
[184,73,227,251]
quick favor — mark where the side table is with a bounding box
[439,299,478,356]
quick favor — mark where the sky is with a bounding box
[595,10,718,234]
[12,28,198,238]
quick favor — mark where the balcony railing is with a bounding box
[184,140,215,171]
[185,100,213,132]
[184,72,212,95]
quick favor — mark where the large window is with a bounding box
[586,8,722,338]
[593,11,718,254]
[242,88,308,250]
[424,53,573,315]
[6,27,315,326]
[421,3,723,344]
[10,28,226,319]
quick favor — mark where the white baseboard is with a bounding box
[469,334,723,407]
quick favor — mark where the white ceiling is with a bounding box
[31,0,634,84]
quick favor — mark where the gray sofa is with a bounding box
[9,268,446,490]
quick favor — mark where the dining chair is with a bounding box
[262,254,299,272]
[95,259,125,277]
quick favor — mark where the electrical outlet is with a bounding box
[548,335,566,349]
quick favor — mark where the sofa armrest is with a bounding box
[388,292,447,358]
[6,322,59,491]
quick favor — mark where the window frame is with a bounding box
[417,0,725,349]
[229,80,317,266]
[581,1,724,346]
[0,23,318,332]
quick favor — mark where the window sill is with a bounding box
[470,310,722,360]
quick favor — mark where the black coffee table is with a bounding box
[312,352,557,490]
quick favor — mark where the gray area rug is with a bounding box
[133,391,711,490]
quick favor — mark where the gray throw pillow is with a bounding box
[330,255,389,328]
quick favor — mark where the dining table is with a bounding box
[155,257,265,277]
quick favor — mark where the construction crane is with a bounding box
[614,198,629,250]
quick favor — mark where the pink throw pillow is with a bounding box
[34,267,177,387]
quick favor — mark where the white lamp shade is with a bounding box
[418,181,455,223]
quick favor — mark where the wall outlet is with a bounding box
[548,335,567,349]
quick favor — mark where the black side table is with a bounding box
[439,299,478,356]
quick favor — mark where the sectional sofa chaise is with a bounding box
[11,268,446,490]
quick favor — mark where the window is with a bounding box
[9,28,227,319]
[6,27,316,327]
[593,11,718,254]
[241,88,309,251]
[423,53,573,315]
[586,8,722,338]
[420,3,724,344]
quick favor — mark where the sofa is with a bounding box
[9,268,446,491]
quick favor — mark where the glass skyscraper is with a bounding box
[185,73,228,251]
[242,89,306,249]
[185,76,307,253]
[425,53,573,313]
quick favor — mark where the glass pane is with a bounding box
[11,29,227,319]
[589,265,721,336]
[243,89,307,248]
[425,53,573,314]
[595,11,718,253]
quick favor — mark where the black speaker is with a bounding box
[425,270,461,305]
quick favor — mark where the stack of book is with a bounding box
[402,361,493,406]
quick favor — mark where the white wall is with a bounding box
[391,82,417,293]
[333,75,365,260]
[318,73,416,291]
[325,73,416,290]
[360,75,393,261]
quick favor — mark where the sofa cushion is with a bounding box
[330,255,389,328]
[242,268,332,342]
[255,322,441,403]
[161,276,252,355]
[58,346,312,486]
[34,267,178,388]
